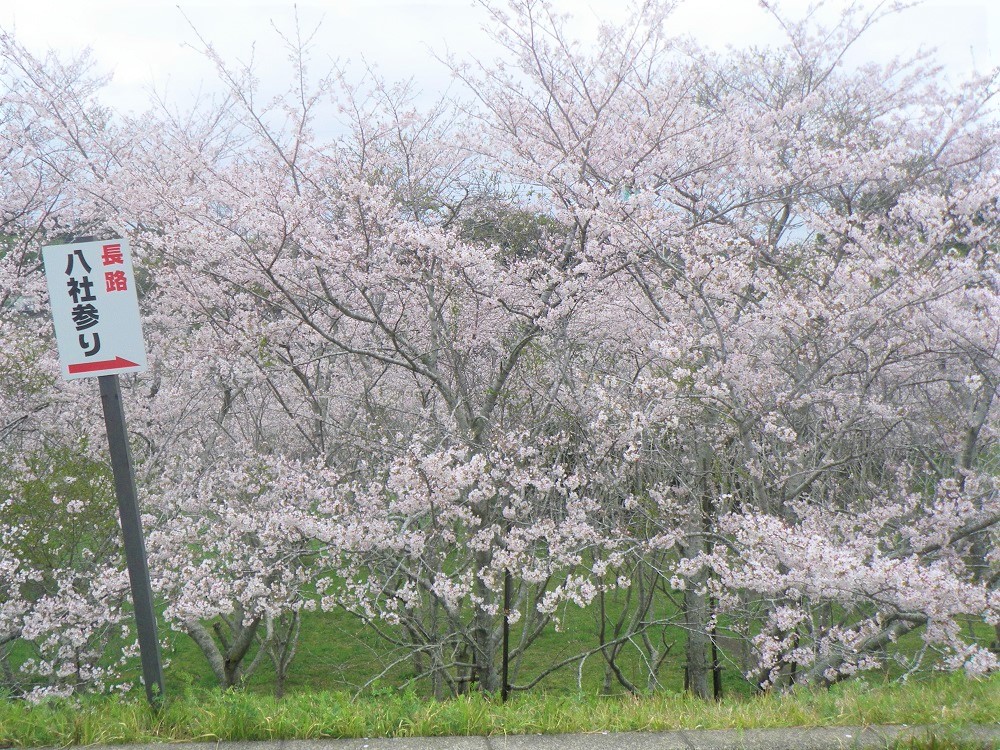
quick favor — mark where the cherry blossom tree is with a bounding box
[0,0,997,701]
[451,0,1000,694]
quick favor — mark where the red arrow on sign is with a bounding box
[68,357,141,375]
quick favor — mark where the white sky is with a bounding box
[1,0,996,114]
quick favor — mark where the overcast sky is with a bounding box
[1,0,996,113]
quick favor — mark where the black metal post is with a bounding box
[98,374,165,706]
[710,594,722,701]
[501,566,511,702]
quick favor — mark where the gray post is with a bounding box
[98,374,165,706]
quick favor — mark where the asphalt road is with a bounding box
[96,724,1000,750]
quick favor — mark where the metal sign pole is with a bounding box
[501,566,512,702]
[43,236,160,703]
[98,373,165,706]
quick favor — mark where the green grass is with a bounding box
[157,585,764,698]
[14,584,988,706]
[8,578,997,705]
[893,737,997,750]
[159,599,994,700]
[0,673,996,747]
[161,607,391,694]
[160,596,696,697]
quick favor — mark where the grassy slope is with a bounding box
[0,673,997,747]
[4,579,997,748]
[163,604,748,698]
[161,591,997,700]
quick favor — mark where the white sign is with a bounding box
[43,238,148,380]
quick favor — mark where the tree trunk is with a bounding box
[801,616,923,686]
[472,549,500,692]
[683,577,711,699]
[431,643,447,700]
[683,476,713,700]
[266,610,300,699]
[0,642,16,695]
[184,611,263,689]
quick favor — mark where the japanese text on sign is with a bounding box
[43,238,147,381]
